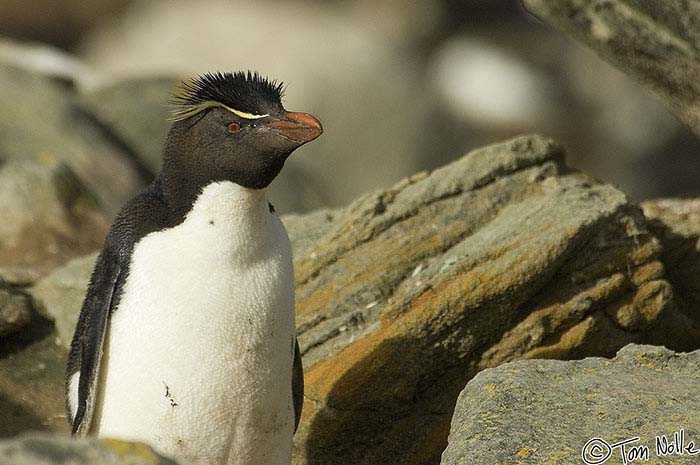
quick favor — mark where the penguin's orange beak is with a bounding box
[268,111,323,145]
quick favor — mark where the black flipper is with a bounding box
[66,246,123,436]
[65,182,171,436]
[292,338,304,433]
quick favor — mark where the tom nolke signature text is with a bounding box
[581,429,699,464]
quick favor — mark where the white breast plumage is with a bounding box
[90,181,296,465]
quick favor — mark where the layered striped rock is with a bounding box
[286,134,699,465]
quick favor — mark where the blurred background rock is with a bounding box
[0,0,698,215]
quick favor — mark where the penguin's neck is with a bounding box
[183,181,274,263]
[189,181,268,220]
[158,171,268,223]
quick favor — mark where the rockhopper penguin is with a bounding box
[65,71,322,465]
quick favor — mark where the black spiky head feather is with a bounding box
[170,71,285,122]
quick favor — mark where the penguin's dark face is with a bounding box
[171,106,322,189]
[162,71,323,193]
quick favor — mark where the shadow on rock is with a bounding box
[0,394,50,437]
[0,305,54,359]
[646,216,700,325]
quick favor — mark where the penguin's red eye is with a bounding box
[227,122,241,133]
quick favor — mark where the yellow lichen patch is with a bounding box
[38,151,57,164]
[484,384,497,391]
[517,447,537,457]
[394,258,525,327]
[101,439,161,465]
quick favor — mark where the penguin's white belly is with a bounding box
[93,183,296,465]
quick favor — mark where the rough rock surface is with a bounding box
[524,0,700,137]
[0,63,146,217]
[0,284,32,337]
[288,134,700,465]
[0,434,180,465]
[441,344,700,465]
[79,78,176,175]
[30,253,98,349]
[0,317,67,436]
[642,198,700,330]
[0,159,107,284]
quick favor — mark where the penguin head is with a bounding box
[164,71,322,190]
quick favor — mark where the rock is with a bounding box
[0,62,146,218]
[0,434,180,465]
[441,344,700,465]
[284,208,340,259]
[30,254,98,349]
[0,159,108,283]
[0,317,67,436]
[642,198,700,327]
[0,53,153,281]
[0,285,32,337]
[523,0,700,137]
[78,77,177,175]
[288,134,699,465]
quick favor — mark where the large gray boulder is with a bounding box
[441,344,700,465]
